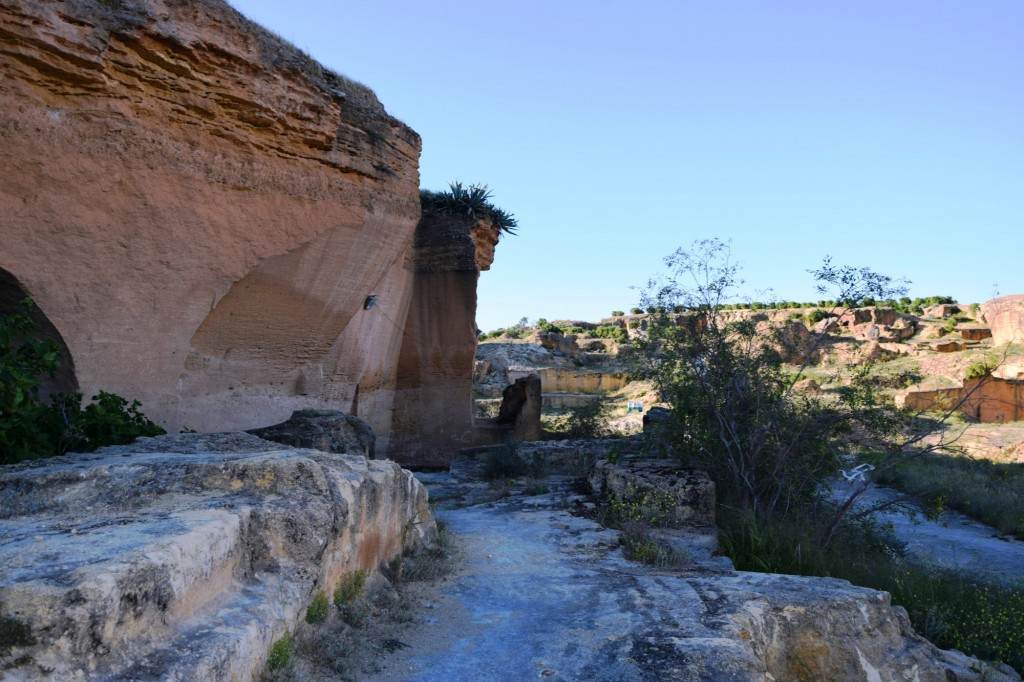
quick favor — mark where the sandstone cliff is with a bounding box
[0,0,421,453]
[389,213,505,467]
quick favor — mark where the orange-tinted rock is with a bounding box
[897,377,1024,423]
[389,213,511,467]
[936,341,967,353]
[958,326,993,341]
[982,295,1024,346]
[0,1,430,455]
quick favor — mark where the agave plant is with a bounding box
[420,181,518,235]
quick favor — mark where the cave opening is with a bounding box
[0,268,79,400]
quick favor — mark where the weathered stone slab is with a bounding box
[0,433,435,680]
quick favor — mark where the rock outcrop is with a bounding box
[247,409,376,459]
[898,375,1024,423]
[0,0,432,456]
[983,295,1024,346]
[388,212,505,467]
[582,449,1019,681]
[0,433,434,680]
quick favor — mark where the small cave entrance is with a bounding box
[0,268,79,400]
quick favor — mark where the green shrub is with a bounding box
[611,310,625,317]
[333,569,367,607]
[630,307,643,315]
[806,309,829,324]
[964,360,996,381]
[536,318,562,334]
[1,299,64,462]
[592,325,627,342]
[266,634,292,671]
[1,299,164,464]
[305,590,329,624]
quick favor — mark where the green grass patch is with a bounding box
[717,505,1024,672]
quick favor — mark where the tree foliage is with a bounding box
[1,299,164,464]
[629,239,915,537]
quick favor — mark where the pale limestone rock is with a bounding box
[0,433,434,680]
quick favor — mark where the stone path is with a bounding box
[359,466,1013,682]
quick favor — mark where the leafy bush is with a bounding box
[611,310,625,317]
[1,299,164,464]
[266,634,292,671]
[591,325,627,342]
[806,309,830,324]
[536,318,562,334]
[305,590,330,624]
[964,359,996,381]
[630,240,908,535]
[629,307,643,315]
[333,569,368,607]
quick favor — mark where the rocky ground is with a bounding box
[476,306,1024,456]
[287,446,1019,682]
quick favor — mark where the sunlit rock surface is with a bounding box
[0,433,434,680]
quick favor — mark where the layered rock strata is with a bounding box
[0,0,421,452]
[389,213,509,467]
[0,433,435,680]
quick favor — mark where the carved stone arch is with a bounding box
[0,269,79,400]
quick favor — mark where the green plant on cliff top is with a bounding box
[420,181,518,234]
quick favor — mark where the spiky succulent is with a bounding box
[420,182,518,235]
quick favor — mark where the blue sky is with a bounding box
[229,1,1022,332]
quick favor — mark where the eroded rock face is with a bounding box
[0,1,421,450]
[982,295,1024,346]
[389,213,504,467]
[589,451,716,529]
[0,433,435,680]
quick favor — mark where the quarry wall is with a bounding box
[0,0,495,460]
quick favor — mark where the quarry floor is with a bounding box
[351,471,1024,682]
[839,482,1024,585]
[362,474,688,681]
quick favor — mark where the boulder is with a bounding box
[496,374,543,442]
[589,452,716,529]
[982,295,1024,346]
[248,409,376,459]
[0,433,434,680]
[959,325,993,341]
[936,340,967,353]
[925,304,960,319]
